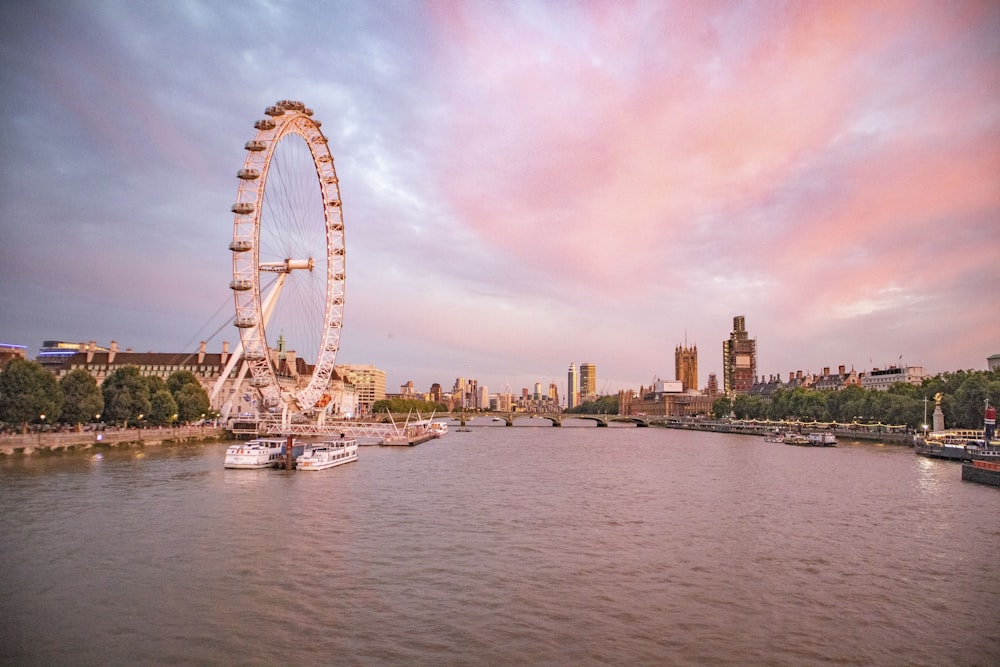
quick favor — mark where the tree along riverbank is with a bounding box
[0,426,228,456]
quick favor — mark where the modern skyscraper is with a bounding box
[675,344,698,391]
[579,362,596,401]
[567,363,580,409]
[722,315,757,396]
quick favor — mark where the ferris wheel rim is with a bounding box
[229,100,345,414]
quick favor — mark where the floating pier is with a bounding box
[961,460,1000,488]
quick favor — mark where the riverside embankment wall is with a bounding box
[653,421,915,445]
[0,426,228,456]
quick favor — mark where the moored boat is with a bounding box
[783,433,811,446]
[296,438,358,471]
[807,432,837,446]
[224,438,303,469]
[764,432,785,443]
[961,458,1000,487]
[429,421,449,437]
[914,430,979,461]
[382,417,438,446]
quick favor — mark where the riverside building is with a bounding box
[333,364,385,416]
[860,365,926,391]
[36,339,359,419]
[723,315,757,396]
[579,363,596,402]
[618,379,713,418]
[567,363,580,409]
[675,344,698,391]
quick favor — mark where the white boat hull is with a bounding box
[224,438,302,469]
[224,457,276,469]
[296,440,358,471]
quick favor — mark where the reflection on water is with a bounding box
[2,429,998,665]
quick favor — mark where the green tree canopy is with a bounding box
[174,382,210,422]
[58,369,104,426]
[163,371,210,422]
[145,375,168,395]
[0,358,61,430]
[712,397,732,419]
[148,389,179,426]
[372,398,448,415]
[166,370,200,395]
[700,368,1000,430]
[102,365,151,425]
[565,395,620,414]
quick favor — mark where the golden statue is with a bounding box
[934,392,943,405]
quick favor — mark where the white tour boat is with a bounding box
[224,438,302,469]
[296,438,359,471]
[429,421,449,437]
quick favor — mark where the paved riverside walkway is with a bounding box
[0,425,228,456]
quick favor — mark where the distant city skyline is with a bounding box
[3,2,998,397]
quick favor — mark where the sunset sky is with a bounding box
[2,1,998,397]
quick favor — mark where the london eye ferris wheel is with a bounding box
[228,100,345,417]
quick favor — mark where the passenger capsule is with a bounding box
[234,316,257,328]
[229,279,253,291]
[229,239,253,252]
[254,119,275,131]
[245,140,266,151]
[237,168,260,180]
[231,202,255,215]
[264,105,285,117]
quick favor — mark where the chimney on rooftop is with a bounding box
[198,341,206,365]
[108,341,118,364]
[221,341,230,366]
[87,341,96,363]
[839,365,846,375]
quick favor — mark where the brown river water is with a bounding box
[2,423,998,665]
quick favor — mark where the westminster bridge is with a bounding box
[428,413,651,427]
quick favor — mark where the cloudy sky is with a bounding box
[2,0,998,397]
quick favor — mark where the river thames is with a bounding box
[2,423,998,665]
